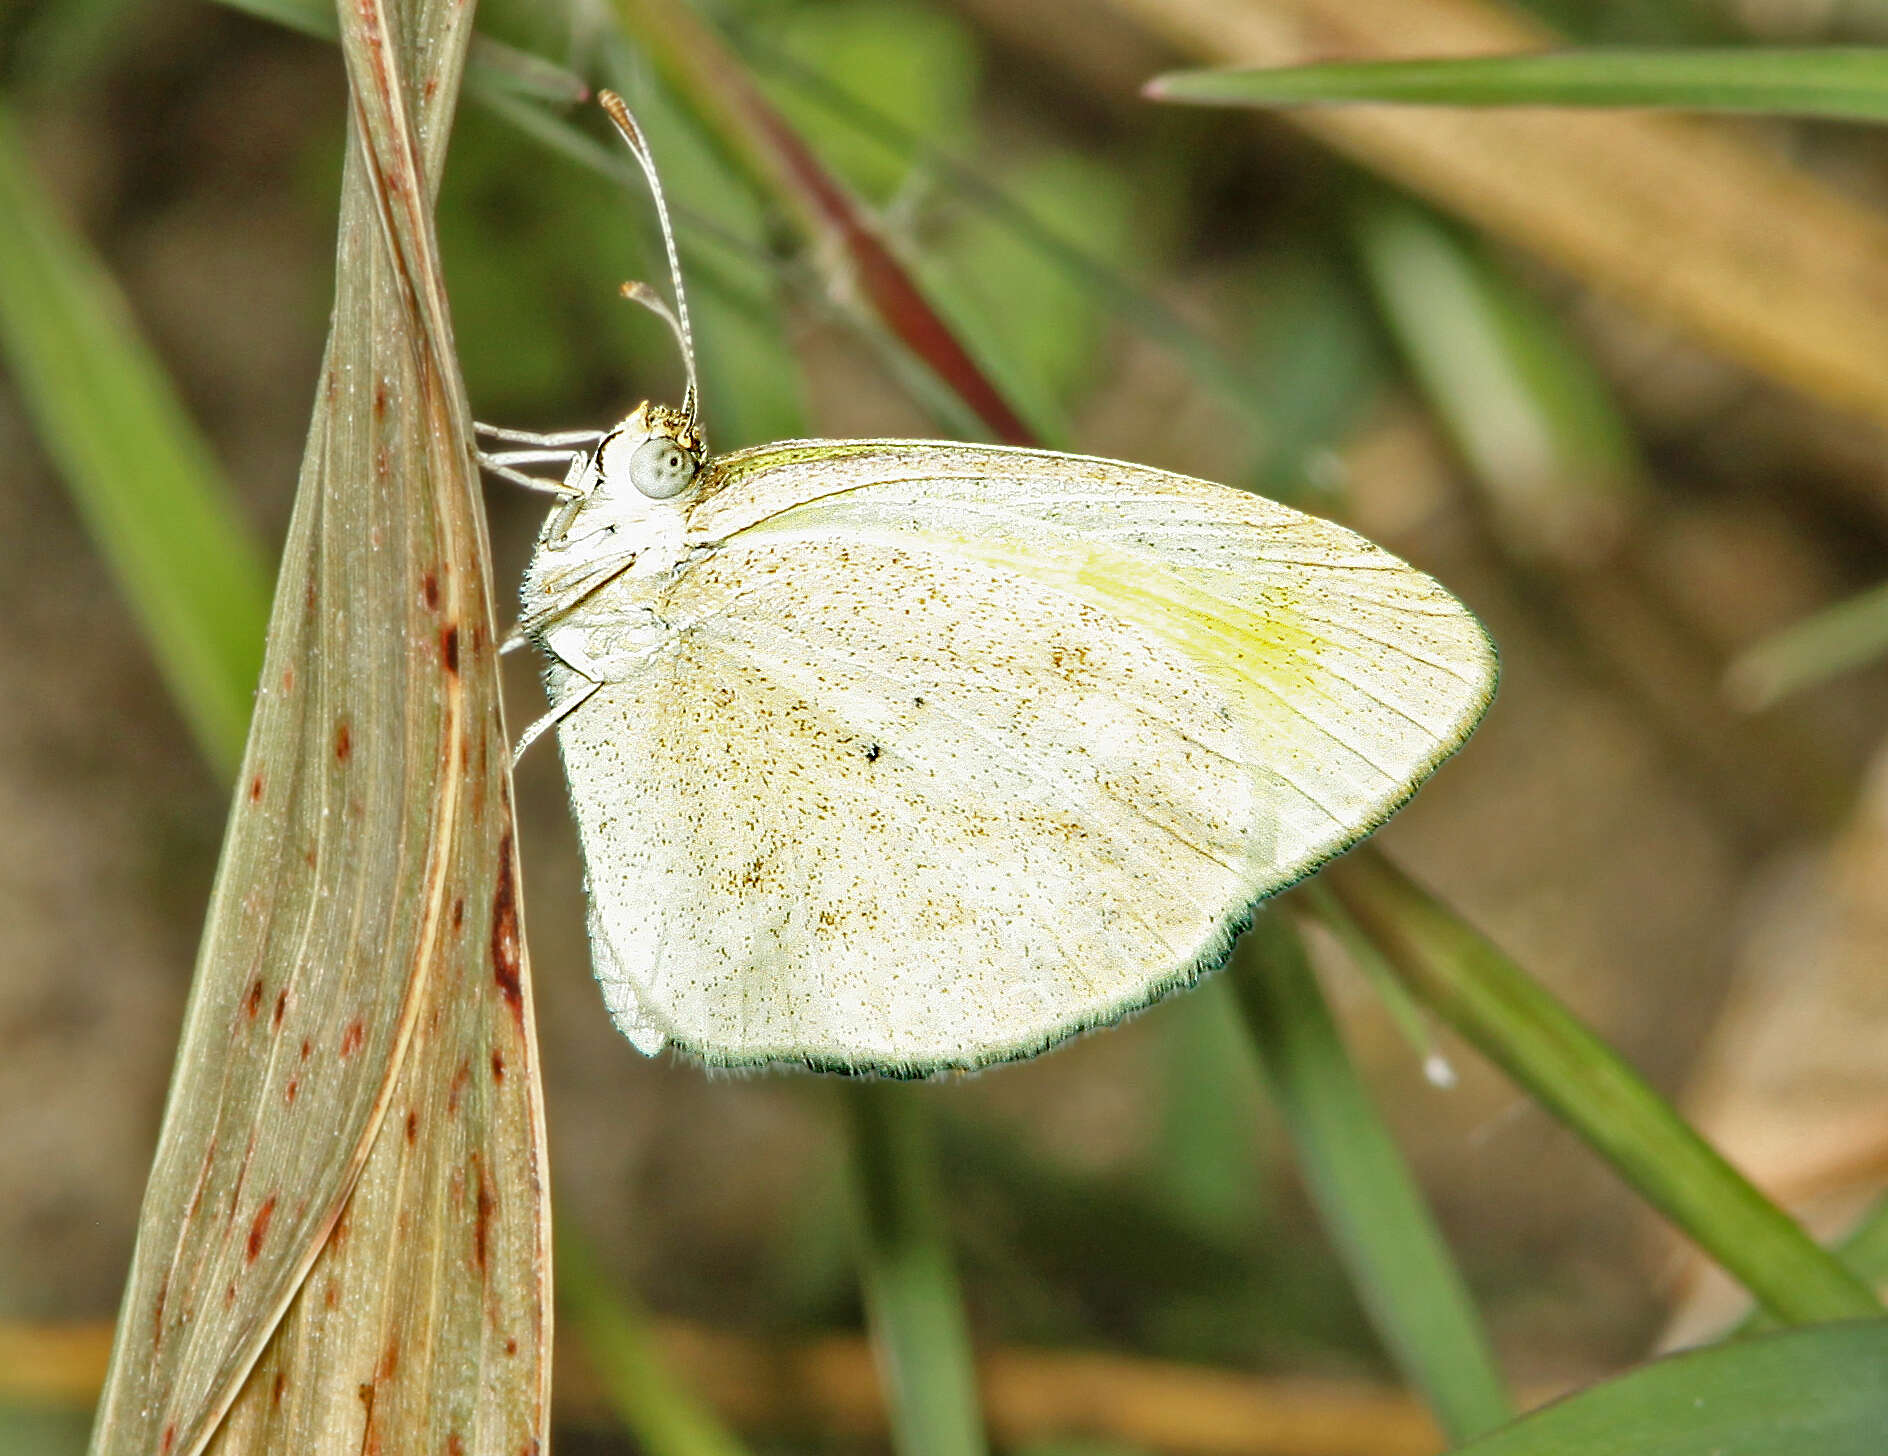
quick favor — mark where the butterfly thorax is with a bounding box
[517,402,708,684]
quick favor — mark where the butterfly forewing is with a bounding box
[553,441,1495,1075]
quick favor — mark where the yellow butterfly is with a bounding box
[479,93,1496,1077]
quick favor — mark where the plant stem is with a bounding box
[1235,916,1511,1442]
[843,1083,987,1456]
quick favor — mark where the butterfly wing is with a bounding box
[552,441,1496,1075]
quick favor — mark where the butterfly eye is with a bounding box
[627,437,699,500]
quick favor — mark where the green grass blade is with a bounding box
[1147,47,1888,122]
[737,36,1264,428]
[843,1085,987,1456]
[1321,848,1881,1326]
[1448,1319,1888,1455]
[557,1226,755,1456]
[1346,185,1640,563]
[1737,1191,1888,1338]
[1234,916,1510,1443]
[1723,577,1888,710]
[0,102,270,777]
[612,0,1036,446]
[1837,1192,1888,1290]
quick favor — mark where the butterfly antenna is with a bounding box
[619,280,691,381]
[599,89,700,434]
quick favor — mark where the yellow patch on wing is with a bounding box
[895,531,1331,713]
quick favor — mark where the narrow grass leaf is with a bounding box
[0,104,270,777]
[612,0,1037,445]
[558,1227,755,1456]
[741,38,1263,428]
[85,0,551,1451]
[1446,1319,1888,1455]
[1122,0,1888,434]
[1234,916,1510,1444]
[1837,1191,1888,1291]
[1346,185,1639,564]
[1147,47,1888,122]
[1723,578,1888,710]
[1320,847,1881,1326]
[844,1085,988,1456]
[1737,1190,1888,1337]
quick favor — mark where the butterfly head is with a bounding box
[591,400,704,507]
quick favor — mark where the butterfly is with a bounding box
[477,92,1497,1078]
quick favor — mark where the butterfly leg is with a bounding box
[477,451,584,498]
[507,552,640,660]
[509,612,632,764]
[474,423,606,447]
[511,672,602,766]
[474,424,604,498]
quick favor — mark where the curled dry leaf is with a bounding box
[85,1,551,1454]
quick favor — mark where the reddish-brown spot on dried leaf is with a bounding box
[491,833,521,1015]
[161,1423,175,1456]
[186,1136,217,1220]
[378,1337,399,1381]
[223,1282,236,1308]
[284,1078,298,1106]
[405,1109,418,1143]
[448,1058,470,1115]
[282,666,294,693]
[272,986,288,1028]
[505,1336,518,1356]
[373,379,388,418]
[423,570,439,609]
[448,1436,465,1456]
[340,1019,366,1058]
[324,1280,339,1310]
[335,719,352,762]
[246,1194,277,1261]
[271,1370,287,1407]
[452,896,464,931]
[473,1156,494,1272]
[490,1050,506,1082]
[249,774,264,804]
[440,623,460,675]
[299,1037,312,1061]
[244,977,265,1019]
